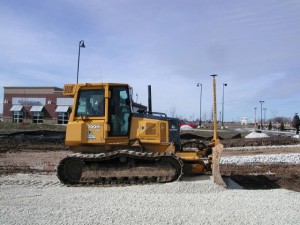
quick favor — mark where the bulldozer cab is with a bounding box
[74,85,131,136]
[64,83,132,147]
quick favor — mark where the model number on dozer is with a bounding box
[88,125,100,129]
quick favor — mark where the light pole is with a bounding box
[197,83,202,127]
[259,100,264,129]
[254,107,257,130]
[263,108,267,127]
[76,40,86,84]
[221,83,227,129]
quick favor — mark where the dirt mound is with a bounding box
[0,130,68,152]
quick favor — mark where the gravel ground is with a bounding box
[1,173,300,225]
[0,141,299,224]
[221,153,300,164]
[222,145,300,164]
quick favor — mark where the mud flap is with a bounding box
[212,143,227,188]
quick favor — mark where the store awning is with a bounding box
[55,106,70,113]
[10,105,24,112]
[30,106,44,112]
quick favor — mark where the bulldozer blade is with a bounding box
[212,143,227,188]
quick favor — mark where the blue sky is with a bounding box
[1,0,300,122]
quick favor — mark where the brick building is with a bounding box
[3,87,73,124]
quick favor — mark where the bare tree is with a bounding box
[169,105,177,118]
[202,112,207,122]
[273,117,289,123]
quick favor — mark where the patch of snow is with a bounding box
[180,125,193,130]
[245,132,269,138]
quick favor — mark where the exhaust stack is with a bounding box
[148,85,152,114]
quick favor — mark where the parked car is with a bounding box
[179,122,197,129]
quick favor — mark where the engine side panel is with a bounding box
[65,121,106,145]
[130,116,168,144]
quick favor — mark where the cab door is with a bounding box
[108,86,131,137]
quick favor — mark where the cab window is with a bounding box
[108,86,131,136]
[75,89,104,117]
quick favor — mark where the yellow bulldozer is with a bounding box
[57,75,226,187]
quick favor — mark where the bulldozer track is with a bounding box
[57,150,183,186]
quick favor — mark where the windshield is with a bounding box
[75,89,104,117]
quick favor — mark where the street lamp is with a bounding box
[221,83,227,129]
[259,100,264,129]
[197,83,202,127]
[263,108,267,127]
[254,107,257,130]
[76,40,86,84]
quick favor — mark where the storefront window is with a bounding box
[57,112,69,124]
[32,111,44,124]
[12,111,24,123]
